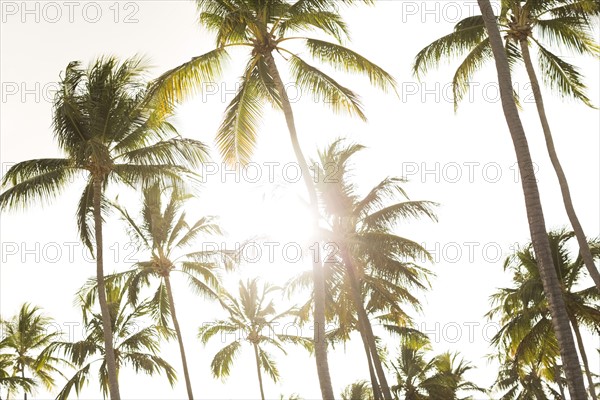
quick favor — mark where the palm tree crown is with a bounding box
[414,0,599,109]
[149,0,396,164]
[198,278,312,400]
[488,229,600,398]
[106,183,228,399]
[0,304,64,399]
[391,342,485,400]
[0,56,208,247]
[47,279,177,400]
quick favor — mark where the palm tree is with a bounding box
[46,279,177,400]
[0,57,209,399]
[198,279,312,400]
[149,3,395,396]
[0,304,64,400]
[390,343,485,400]
[425,352,486,399]
[468,1,588,397]
[0,354,34,400]
[390,343,432,400]
[494,358,566,399]
[313,140,437,399]
[488,229,600,399]
[341,380,374,400]
[105,183,227,400]
[413,0,600,291]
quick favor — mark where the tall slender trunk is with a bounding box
[570,315,598,400]
[477,1,587,398]
[164,275,194,400]
[21,368,25,400]
[358,322,382,400]
[519,39,600,291]
[341,249,392,399]
[92,177,121,400]
[264,52,335,399]
[253,343,266,400]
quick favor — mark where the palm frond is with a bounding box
[55,362,92,400]
[0,166,79,210]
[210,340,242,379]
[278,12,349,42]
[452,38,494,109]
[533,38,596,107]
[289,55,366,120]
[258,347,280,382]
[535,16,600,55]
[305,39,396,92]
[215,62,265,165]
[147,48,229,116]
[413,16,487,78]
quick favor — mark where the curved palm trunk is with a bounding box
[92,177,121,400]
[518,39,600,291]
[341,250,392,399]
[164,275,194,400]
[477,1,587,398]
[570,315,598,400]
[253,343,266,400]
[264,52,335,400]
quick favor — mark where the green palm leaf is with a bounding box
[289,55,366,120]
[215,63,265,165]
[258,348,280,382]
[147,48,229,116]
[413,16,488,78]
[210,340,242,379]
[305,39,397,92]
[534,38,596,107]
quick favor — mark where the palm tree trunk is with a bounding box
[164,275,194,400]
[264,52,335,400]
[21,368,25,400]
[359,326,382,400]
[341,250,392,399]
[570,315,598,400]
[518,38,600,291]
[92,177,121,400]
[253,343,266,400]
[477,1,587,398]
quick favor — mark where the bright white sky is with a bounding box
[1,1,599,399]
